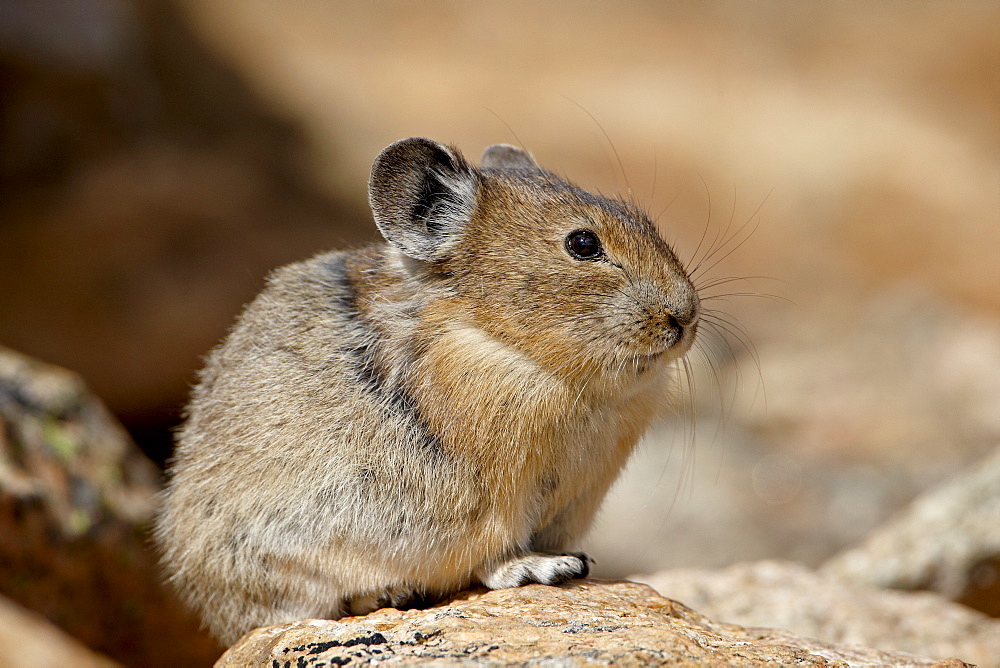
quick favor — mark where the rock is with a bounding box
[822,446,1000,616]
[215,580,961,666]
[0,345,159,534]
[635,560,999,667]
[0,346,221,667]
[0,595,120,668]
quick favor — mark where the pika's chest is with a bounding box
[541,384,662,485]
[408,317,670,493]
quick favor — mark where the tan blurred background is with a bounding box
[2,0,998,580]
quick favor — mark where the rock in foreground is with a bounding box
[216,580,962,666]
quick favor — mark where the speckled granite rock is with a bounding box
[0,346,221,666]
[823,446,1000,616]
[215,580,963,666]
[636,560,998,667]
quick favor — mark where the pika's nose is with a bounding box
[671,308,697,329]
[668,287,700,328]
[660,294,699,348]
[660,314,682,348]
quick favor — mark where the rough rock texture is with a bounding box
[0,594,121,668]
[636,560,999,667]
[216,580,963,666]
[823,446,1000,616]
[0,346,221,666]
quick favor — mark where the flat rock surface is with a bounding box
[216,580,960,666]
[636,560,999,667]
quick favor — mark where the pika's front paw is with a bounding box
[478,552,591,589]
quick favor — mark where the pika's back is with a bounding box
[156,138,700,645]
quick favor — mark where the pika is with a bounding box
[155,138,700,645]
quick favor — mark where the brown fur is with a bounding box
[155,138,700,644]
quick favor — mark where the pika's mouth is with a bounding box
[638,321,698,368]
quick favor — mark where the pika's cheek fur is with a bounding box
[155,137,701,645]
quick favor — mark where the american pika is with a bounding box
[156,138,700,645]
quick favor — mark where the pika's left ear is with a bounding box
[369,137,478,262]
[481,144,538,171]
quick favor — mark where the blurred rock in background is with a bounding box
[823,445,1000,617]
[0,346,220,666]
[0,0,998,660]
[635,559,1000,666]
[0,594,122,668]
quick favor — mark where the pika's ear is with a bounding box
[481,144,537,171]
[369,138,477,262]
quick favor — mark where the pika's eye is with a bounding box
[566,229,603,261]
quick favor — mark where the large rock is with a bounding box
[822,446,1000,616]
[636,560,999,667]
[216,580,963,666]
[0,346,221,666]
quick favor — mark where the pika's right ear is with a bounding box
[369,138,478,262]
[481,144,538,171]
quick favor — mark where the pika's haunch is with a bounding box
[156,138,700,644]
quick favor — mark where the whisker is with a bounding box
[690,189,772,283]
[695,275,781,292]
[565,97,632,199]
[685,174,714,272]
[483,107,527,152]
[700,291,792,305]
[649,144,658,204]
[700,315,767,412]
[653,186,683,225]
[691,214,760,283]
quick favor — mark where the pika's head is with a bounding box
[369,137,699,381]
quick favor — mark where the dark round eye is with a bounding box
[566,229,603,261]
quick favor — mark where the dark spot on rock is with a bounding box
[343,632,387,647]
[307,640,343,654]
[562,620,622,634]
